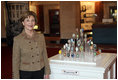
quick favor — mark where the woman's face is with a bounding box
[22,15,35,31]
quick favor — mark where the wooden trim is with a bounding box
[45,37,60,41]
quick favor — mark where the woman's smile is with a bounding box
[22,16,35,31]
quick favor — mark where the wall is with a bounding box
[75,2,81,32]
[1,1,6,38]
[60,1,81,39]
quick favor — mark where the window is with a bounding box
[7,1,29,23]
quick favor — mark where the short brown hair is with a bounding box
[20,11,37,24]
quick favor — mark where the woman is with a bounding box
[12,11,50,79]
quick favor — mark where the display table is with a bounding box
[49,53,117,79]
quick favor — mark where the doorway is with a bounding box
[49,9,60,36]
[109,6,117,22]
[36,5,44,32]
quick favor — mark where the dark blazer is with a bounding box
[12,30,50,79]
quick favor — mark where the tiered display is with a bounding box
[59,29,101,63]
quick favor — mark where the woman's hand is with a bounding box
[44,75,49,79]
